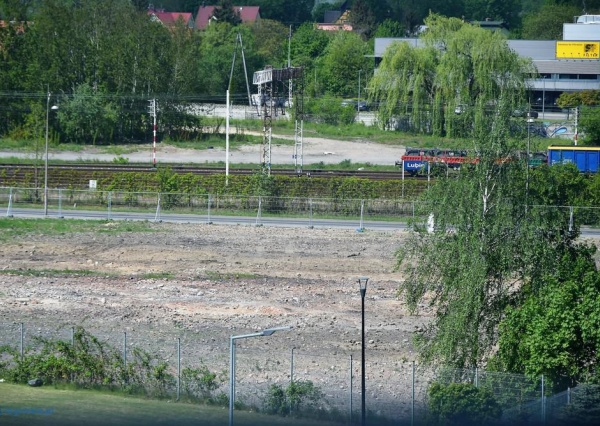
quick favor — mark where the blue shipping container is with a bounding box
[547,146,600,173]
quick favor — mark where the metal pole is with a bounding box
[20,322,24,361]
[108,191,112,220]
[207,194,212,224]
[123,332,127,373]
[229,327,291,426]
[350,354,353,425]
[177,337,181,401]
[360,285,366,426]
[153,99,157,168]
[290,347,294,415]
[226,89,230,186]
[542,76,546,120]
[359,199,365,231]
[541,375,545,424]
[357,70,361,116]
[229,336,235,426]
[58,188,63,218]
[526,108,531,214]
[7,187,14,217]
[411,360,415,426]
[44,90,50,216]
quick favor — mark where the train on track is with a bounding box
[397,145,600,175]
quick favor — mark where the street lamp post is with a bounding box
[229,326,291,426]
[526,107,533,213]
[358,276,369,426]
[44,94,58,217]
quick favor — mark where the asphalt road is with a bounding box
[6,207,600,238]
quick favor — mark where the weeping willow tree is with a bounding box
[370,14,534,138]
[389,15,583,369]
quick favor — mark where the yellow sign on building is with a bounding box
[556,41,600,59]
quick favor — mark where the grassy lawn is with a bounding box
[0,383,340,426]
[0,218,159,243]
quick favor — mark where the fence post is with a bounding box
[569,206,574,232]
[20,322,24,361]
[255,196,262,226]
[58,188,64,218]
[290,347,295,415]
[308,198,313,229]
[541,375,545,424]
[358,199,365,232]
[207,194,213,224]
[155,193,162,222]
[177,337,181,401]
[108,191,112,220]
[411,360,415,426]
[6,187,14,217]
[123,332,127,377]
[350,354,353,426]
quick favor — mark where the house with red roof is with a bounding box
[195,5,260,30]
[148,8,195,29]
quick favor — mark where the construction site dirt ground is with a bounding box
[0,220,434,417]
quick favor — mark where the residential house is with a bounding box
[148,7,195,29]
[194,5,260,30]
[315,2,352,32]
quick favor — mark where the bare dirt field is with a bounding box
[0,131,407,166]
[0,221,431,417]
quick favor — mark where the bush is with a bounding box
[557,384,600,426]
[428,382,502,425]
[264,380,326,417]
[306,98,356,126]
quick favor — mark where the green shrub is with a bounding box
[557,384,600,426]
[264,380,325,417]
[428,382,502,425]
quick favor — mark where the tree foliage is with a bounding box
[491,245,600,390]
[392,15,583,369]
[370,14,534,137]
[213,0,241,26]
[317,30,371,97]
[520,3,580,40]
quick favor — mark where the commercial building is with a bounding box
[373,16,600,110]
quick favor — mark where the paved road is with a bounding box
[7,207,600,239]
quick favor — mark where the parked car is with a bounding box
[341,99,369,111]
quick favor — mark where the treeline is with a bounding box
[1,0,599,145]
[0,0,374,144]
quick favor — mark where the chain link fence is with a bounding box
[1,322,592,425]
[2,187,600,228]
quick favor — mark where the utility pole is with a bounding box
[148,99,157,167]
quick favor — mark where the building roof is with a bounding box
[149,11,194,27]
[374,37,600,93]
[195,5,260,30]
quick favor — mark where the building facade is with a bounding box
[374,16,600,110]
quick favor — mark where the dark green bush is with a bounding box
[428,382,502,425]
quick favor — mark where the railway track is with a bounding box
[0,164,410,182]
[0,163,423,188]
